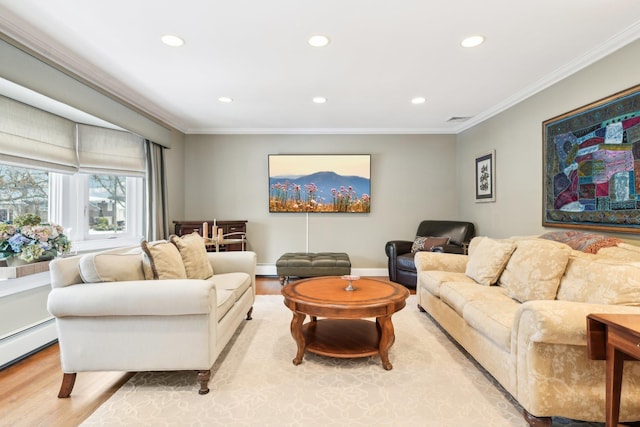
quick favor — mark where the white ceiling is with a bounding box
[1,0,640,135]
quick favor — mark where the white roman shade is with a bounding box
[77,124,145,176]
[0,95,77,173]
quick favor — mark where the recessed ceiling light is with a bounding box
[218,97,233,103]
[161,34,185,47]
[308,35,330,47]
[312,97,327,104]
[411,97,426,105]
[461,35,485,48]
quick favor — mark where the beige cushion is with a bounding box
[78,252,145,283]
[170,232,214,279]
[557,254,640,305]
[419,270,476,297]
[141,240,187,280]
[500,239,571,302]
[411,236,450,253]
[462,296,520,352]
[209,272,250,299]
[465,237,516,285]
[597,243,640,262]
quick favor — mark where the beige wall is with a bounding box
[456,39,640,239]
[183,134,457,269]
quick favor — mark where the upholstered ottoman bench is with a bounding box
[276,252,351,285]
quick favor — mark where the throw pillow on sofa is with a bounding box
[597,242,640,262]
[465,237,516,286]
[141,240,188,280]
[411,236,450,253]
[170,232,214,279]
[500,239,571,302]
[539,230,622,254]
[78,252,146,283]
[557,253,640,306]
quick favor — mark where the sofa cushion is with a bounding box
[440,281,511,317]
[597,243,640,262]
[216,288,236,321]
[209,272,251,301]
[419,271,476,298]
[141,240,188,280]
[411,236,450,253]
[465,237,516,285]
[463,297,520,352]
[500,239,571,302]
[557,254,640,306]
[170,232,214,279]
[78,252,145,283]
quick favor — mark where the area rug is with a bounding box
[81,295,602,427]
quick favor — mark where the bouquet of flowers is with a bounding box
[0,214,71,263]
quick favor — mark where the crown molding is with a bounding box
[456,20,640,133]
[185,127,458,135]
[0,12,187,133]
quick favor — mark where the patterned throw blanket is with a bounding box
[539,230,622,254]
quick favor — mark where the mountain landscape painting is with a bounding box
[269,154,371,213]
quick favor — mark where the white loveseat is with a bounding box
[415,236,640,426]
[48,234,256,396]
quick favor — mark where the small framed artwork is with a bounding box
[475,150,495,202]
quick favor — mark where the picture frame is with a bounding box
[475,150,495,202]
[542,84,640,233]
[268,154,371,213]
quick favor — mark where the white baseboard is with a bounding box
[0,318,57,368]
[256,264,387,277]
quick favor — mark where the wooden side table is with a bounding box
[587,313,640,427]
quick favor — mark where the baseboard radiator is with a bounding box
[0,318,57,369]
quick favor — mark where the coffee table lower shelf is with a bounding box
[301,318,387,359]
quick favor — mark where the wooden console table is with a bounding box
[587,313,640,427]
[173,220,247,252]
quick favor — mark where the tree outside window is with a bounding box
[0,165,49,223]
[88,174,127,235]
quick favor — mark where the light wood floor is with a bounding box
[0,276,284,427]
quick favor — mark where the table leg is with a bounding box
[290,312,306,365]
[605,343,625,427]
[377,315,395,370]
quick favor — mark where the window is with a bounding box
[88,174,127,236]
[0,163,143,251]
[0,165,50,222]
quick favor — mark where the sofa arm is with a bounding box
[48,279,215,318]
[208,251,256,275]
[208,251,257,289]
[414,251,468,274]
[513,300,640,347]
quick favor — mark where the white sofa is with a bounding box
[415,236,640,426]
[48,235,256,396]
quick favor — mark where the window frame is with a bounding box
[49,171,144,252]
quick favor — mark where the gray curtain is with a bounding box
[144,140,168,241]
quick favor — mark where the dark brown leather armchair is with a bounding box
[385,220,475,289]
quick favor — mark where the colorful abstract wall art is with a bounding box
[543,84,640,232]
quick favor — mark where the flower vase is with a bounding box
[5,253,54,266]
[6,256,28,267]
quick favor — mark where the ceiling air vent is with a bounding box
[447,116,471,123]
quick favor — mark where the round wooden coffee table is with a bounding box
[281,276,409,370]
